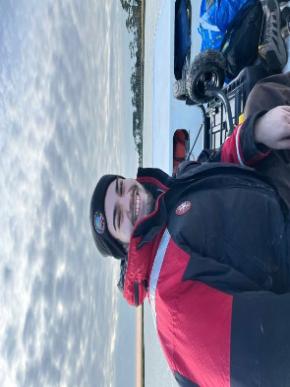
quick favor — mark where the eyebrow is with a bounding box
[113,179,121,231]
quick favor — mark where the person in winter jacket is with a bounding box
[90,72,290,387]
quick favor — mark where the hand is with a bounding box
[254,106,290,149]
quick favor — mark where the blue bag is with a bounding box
[199,0,256,51]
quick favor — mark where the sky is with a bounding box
[0,0,138,386]
[2,0,289,386]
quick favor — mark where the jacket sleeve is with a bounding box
[152,231,290,387]
[197,111,271,165]
[180,251,290,387]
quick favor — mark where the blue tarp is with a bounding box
[199,0,256,51]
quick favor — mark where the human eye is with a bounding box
[115,179,119,195]
[120,179,124,196]
[116,178,122,196]
[118,209,122,229]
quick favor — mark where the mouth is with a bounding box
[131,186,141,226]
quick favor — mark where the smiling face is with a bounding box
[104,177,154,245]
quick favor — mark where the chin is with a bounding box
[135,183,155,221]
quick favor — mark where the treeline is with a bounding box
[120,0,145,164]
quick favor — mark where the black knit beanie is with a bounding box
[90,174,127,259]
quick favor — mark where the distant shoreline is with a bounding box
[120,0,146,164]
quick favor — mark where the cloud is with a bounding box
[22,307,36,346]
[2,266,13,284]
[40,167,55,209]
[0,0,137,386]
[2,325,17,365]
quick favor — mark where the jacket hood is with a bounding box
[122,168,169,306]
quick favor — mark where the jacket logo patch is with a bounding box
[175,201,191,216]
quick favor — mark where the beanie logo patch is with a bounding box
[94,212,106,234]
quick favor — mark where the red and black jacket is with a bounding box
[121,117,290,387]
